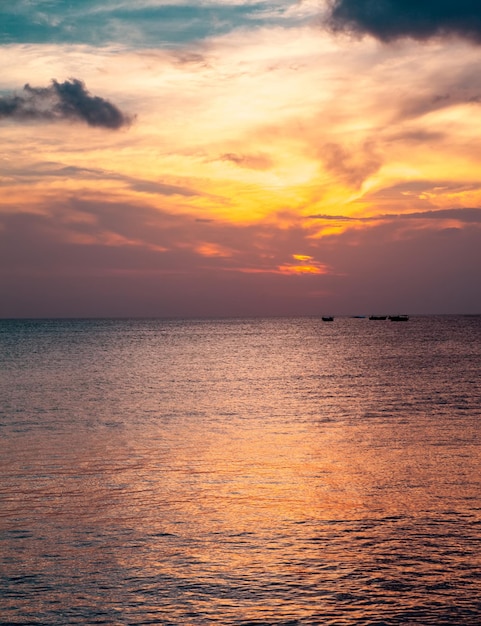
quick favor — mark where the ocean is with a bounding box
[1,315,480,625]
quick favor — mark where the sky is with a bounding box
[1,0,481,318]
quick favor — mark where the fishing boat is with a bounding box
[322,316,334,322]
[369,315,387,320]
[389,314,409,322]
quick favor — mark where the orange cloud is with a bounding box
[278,254,329,275]
[195,243,233,258]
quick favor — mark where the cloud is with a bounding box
[307,213,355,221]
[0,161,198,197]
[395,207,481,222]
[326,0,481,44]
[0,196,327,278]
[320,141,382,188]
[308,207,481,223]
[0,79,133,129]
[0,2,316,48]
[219,152,273,170]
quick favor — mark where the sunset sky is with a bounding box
[1,1,481,317]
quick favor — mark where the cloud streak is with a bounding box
[0,79,132,129]
[326,0,481,44]
[309,208,481,223]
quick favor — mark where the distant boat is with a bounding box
[369,315,387,320]
[389,314,409,322]
[322,316,334,322]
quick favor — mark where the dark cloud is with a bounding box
[308,213,356,221]
[397,208,481,222]
[0,79,132,129]
[309,207,481,223]
[326,0,481,43]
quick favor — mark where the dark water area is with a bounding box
[1,315,480,625]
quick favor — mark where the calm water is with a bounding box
[1,316,480,625]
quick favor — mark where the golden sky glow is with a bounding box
[1,3,481,316]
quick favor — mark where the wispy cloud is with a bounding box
[0,1,315,47]
[0,79,133,129]
[0,161,200,198]
[219,152,274,170]
[308,208,481,224]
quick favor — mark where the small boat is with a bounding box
[369,315,387,320]
[389,314,409,322]
[322,316,334,322]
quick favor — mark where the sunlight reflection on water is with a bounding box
[1,316,481,624]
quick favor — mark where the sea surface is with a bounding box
[1,315,480,625]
